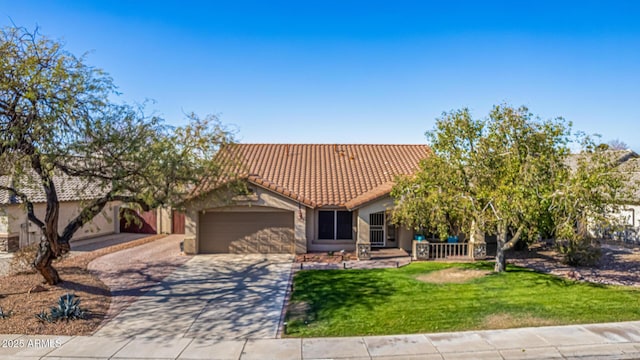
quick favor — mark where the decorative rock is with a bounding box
[510,242,640,287]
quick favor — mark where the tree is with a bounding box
[392,105,571,272]
[550,139,636,265]
[607,138,629,150]
[0,26,234,285]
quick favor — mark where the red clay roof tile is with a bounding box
[216,144,429,209]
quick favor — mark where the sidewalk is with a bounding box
[3,321,640,359]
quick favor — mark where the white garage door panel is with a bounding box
[199,211,294,254]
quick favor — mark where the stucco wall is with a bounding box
[611,206,640,228]
[4,201,118,243]
[356,196,395,244]
[586,205,640,238]
[0,207,8,235]
[156,206,172,234]
[184,184,308,254]
[398,226,414,251]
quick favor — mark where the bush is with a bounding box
[9,244,38,274]
[557,237,601,266]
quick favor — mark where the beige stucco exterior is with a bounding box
[157,206,173,234]
[0,200,119,252]
[0,207,8,235]
[183,184,417,254]
[583,205,640,239]
[355,196,415,251]
[610,206,640,228]
[184,184,307,254]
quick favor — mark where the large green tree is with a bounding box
[392,105,630,271]
[550,141,636,265]
[0,26,233,285]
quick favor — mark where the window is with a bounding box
[336,211,353,239]
[318,211,335,239]
[387,222,396,242]
[318,210,353,240]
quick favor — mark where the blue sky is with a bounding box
[2,1,640,149]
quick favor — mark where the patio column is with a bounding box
[413,240,430,260]
[356,241,371,260]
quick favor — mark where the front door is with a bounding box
[370,212,385,247]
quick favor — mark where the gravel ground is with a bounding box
[509,242,640,287]
[0,253,12,276]
[88,234,192,327]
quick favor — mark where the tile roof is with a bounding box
[565,150,640,202]
[565,149,637,171]
[0,169,108,205]
[217,144,430,209]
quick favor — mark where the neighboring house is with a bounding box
[566,149,640,238]
[182,144,429,255]
[614,156,640,230]
[0,171,119,252]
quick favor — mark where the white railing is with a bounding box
[427,242,469,260]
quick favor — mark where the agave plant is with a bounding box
[35,309,52,323]
[50,294,86,322]
[0,306,12,319]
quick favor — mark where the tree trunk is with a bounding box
[33,236,62,285]
[494,226,508,272]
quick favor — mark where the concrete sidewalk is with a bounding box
[3,321,640,359]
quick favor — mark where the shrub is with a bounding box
[557,237,601,266]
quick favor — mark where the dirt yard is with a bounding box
[0,234,166,335]
[508,242,640,287]
[416,267,491,284]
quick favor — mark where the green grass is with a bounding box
[285,262,640,337]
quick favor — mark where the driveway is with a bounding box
[71,233,150,253]
[94,254,294,340]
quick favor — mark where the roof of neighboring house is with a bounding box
[0,170,106,205]
[565,149,638,171]
[214,144,430,209]
[564,149,640,202]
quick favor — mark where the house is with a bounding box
[0,171,121,252]
[565,149,640,240]
[614,156,640,230]
[0,168,186,252]
[181,144,429,255]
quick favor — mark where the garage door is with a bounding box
[199,211,295,254]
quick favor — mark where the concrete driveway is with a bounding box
[95,254,294,340]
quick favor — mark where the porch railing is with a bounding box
[426,242,469,260]
[412,240,473,260]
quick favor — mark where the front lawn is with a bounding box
[285,262,640,337]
